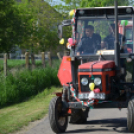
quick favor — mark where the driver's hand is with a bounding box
[127,58,132,63]
[77,52,80,56]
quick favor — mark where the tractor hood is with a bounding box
[78,61,115,72]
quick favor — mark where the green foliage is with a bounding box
[0,0,62,53]
[0,66,60,107]
[17,0,62,52]
[54,0,80,14]
[0,0,33,52]
[80,0,130,7]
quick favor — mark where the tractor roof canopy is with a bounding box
[76,6,134,17]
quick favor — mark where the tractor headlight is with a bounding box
[81,78,88,86]
[94,77,101,86]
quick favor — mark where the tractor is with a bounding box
[49,1,134,133]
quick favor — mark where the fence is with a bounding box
[1,51,67,76]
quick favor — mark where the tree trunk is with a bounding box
[31,53,35,69]
[41,52,45,68]
[4,53,7,76]
[48,52,52,67]
[7,53,10,59]
[25,52,30,69]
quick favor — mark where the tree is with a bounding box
[17,0,62,53]
[0,0,35,53]
[0,0,61,53]
[0,0,20,52]
[80,0,130,7]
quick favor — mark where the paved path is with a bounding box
[24,108,133,134]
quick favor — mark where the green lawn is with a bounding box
[0,59,59,71]
[0,59,26,71]
[0,87,62,134]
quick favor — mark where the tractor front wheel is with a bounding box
[127,97,134,132]
[49,96,68,133]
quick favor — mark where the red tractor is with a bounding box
[49,2,134,133]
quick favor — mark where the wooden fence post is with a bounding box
[25,52,30,69]
[48,52,52,67]
[4,53,7,76]
[31,53,35,69]
[57,52,62,61]
[41,52,45,68]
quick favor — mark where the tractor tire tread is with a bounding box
[49,96,68,133]
[127,98,134,132]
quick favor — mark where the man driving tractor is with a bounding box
[76,25,101,55]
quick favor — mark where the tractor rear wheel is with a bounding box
[127,97,134,132]
[69,108,89,124]
[49,96,68,133]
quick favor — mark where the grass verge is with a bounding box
[0,65,60,107]
[0,86,62,134]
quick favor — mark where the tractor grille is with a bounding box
[80,75,102,92]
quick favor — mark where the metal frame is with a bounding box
[132,15,134,53]
[76,15,133,20]
[77,6,134,10]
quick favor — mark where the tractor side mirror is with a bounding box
[58,25,63,39]
[62,19,71,26]
[58,20,71,39]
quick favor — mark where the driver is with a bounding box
[76,25,101,55]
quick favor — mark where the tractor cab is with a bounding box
[49,4,134,134]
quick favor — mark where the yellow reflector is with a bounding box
[59,38,65,45]
[69,10,75,16]
[89,83,95,91]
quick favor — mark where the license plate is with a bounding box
[78,93,89,99]
[78,93,106,100]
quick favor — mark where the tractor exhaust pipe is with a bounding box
[114,0,120,70]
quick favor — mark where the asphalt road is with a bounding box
[24,108,133,134]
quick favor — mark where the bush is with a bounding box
[0,66,60,107]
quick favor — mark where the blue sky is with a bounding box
[45,0,65,6]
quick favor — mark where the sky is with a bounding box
[45,0,65,6]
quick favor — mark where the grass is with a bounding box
[0,59,60,107]
[0,60,25,71]
[0,67,60,107]
[0,87,62,134]
[0,59,59,71]
[0,59,43,71]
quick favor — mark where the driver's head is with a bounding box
[85,25,94,37]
